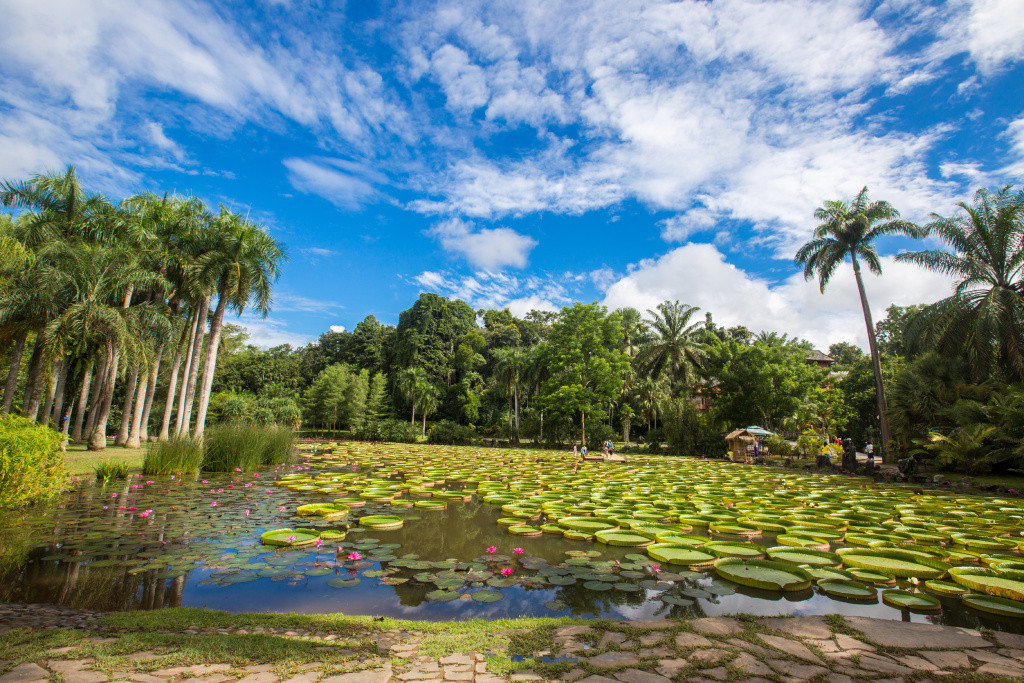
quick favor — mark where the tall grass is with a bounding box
[202,423,294,472]
[94,460,130,481]
[142,424,294,474]
[143,436,205,475]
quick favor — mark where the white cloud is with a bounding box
[431,44,490,112]
[1001,115,1024,177]
[274,293,344,314]
[660,208,718,242]
[428,217,537,269]
[602,243,955,349]
[234,314,311,348]
[329,325,346,333]
[967,0,1024,73]
[144,121,185,160]
[412,269,573,313]
[283,157,379,208]
[505,295,559,318]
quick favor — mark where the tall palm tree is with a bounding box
[795,186,921,454]
[191,208,285,437]
[492,346,530,440]
[636,301,706,386]
[398,365,429,425]
[896,186,1024,381]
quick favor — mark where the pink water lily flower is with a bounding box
[245,510,251,516]
[486,546,497,553]
[287,535,297,542]
[513,548,524,555]
[202,480,208,484]
[210,501,219,507]
[348,552,362,561]
[500,567,514,576]
[315,538,324,548]
[650,563,661,573]
[279,506,286,511]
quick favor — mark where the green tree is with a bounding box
[636,301,705,387]
[795,187,921,454]
[536,303,629,444]
[896,186,1024,381]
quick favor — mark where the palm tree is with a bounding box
[397,366,429,425]
[636,301,706,386]
[191,208,286,437]
[896,187,1024,381]
[492,346,530,441]
[795,187,921,454]
[40,241,168,449]
[416,381,441,437]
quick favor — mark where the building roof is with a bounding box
[806,349,836,363]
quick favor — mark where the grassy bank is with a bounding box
[63,443,150,477]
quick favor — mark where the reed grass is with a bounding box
[202,422,294,472]
[93,460,130,481]
[143,435,205,475]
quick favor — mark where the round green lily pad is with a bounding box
[882,589,942,611]
[713,558,813,592]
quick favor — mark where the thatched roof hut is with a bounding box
[725,428,756,462]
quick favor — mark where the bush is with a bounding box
[144,435,205,475]
[203,422,295,472]
[355,419,420,443]
[0,415,65,508]
[765,435,796,457]
[645,427,665,453]
[661,398,721,458]
[586,423,616,450]
[427,420,476,445]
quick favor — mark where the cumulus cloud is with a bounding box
[601,243,956,349]
[428,217,537,269]
[235,314,312,348]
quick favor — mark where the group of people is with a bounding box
[572,439,616,459]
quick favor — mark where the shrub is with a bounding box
[94,460,130,481]
[203,422,295,472]
[144,435,205,475]
[765,435,796,457]
[646,427,665,453]
[427,420,476,445]
[355,419,420,443]
[0,415,65,508]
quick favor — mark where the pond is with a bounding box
[3,442,1024,633]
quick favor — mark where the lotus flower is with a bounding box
[500,567,514,576]
[513,548,524,554]
[245,509,251,516]
[650,563,661,573]
[202,480,208,484]
[279,505,286,511]
[287,535,297,542]
[348,552,362,561]
[315,538,324,548]
[486,546,497,553]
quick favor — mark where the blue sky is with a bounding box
[1,0,1022,349]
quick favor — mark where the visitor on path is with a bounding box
[865,442,875,463]
[605,439,614,456]
[581,445,588,458]
[573,444,578,458]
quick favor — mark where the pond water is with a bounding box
[2,443,1024,633]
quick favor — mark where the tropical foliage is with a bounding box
[0,167,286,450]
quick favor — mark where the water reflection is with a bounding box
[0,462,1022,634]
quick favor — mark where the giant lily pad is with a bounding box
[882,589,942,611]
[358,515,404,530]
[713,558,812,592]
[261,529,319,547]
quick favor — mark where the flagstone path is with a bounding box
[3,604,1024,682]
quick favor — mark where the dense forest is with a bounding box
[3,169,1024,474]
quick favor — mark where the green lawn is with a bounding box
[63,441,151,477]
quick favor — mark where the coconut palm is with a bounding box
[397,365,429,426]
[635,301,706,387]
[795,187,921,453]
[896,187,1024,381]
[191,208,286,437]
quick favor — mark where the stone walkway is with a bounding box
[2,604,1024,682]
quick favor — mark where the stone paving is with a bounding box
[3,604,1024,682]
